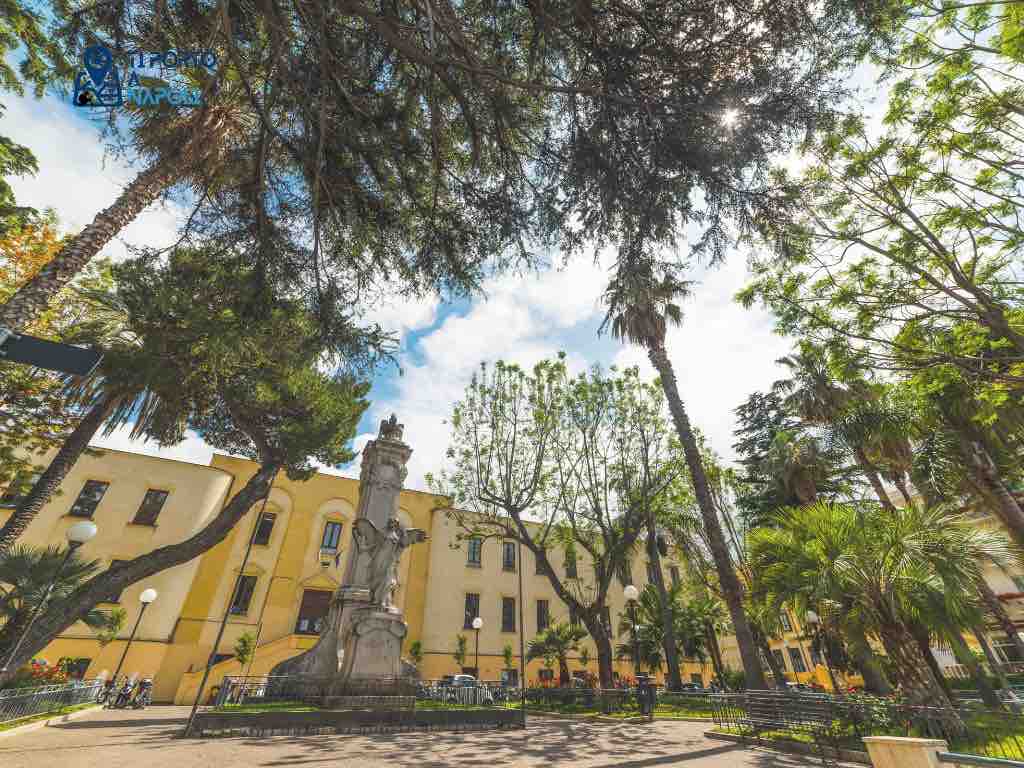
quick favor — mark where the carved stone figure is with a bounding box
[271,414,426,690]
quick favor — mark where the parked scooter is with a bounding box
[109,678,136,709]
[96,677,117,705]
[132,679,153,709]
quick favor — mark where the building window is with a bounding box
[61,657,91,680]
[565,551,577,579]
[102,560,128,603]
[0,471,40,507]
[780,611,793,633]
[502,668,519,686]
[295,589,332,635]
[810,647,824,667]
[467,538,483,567]
[132,489,168,526]
[535,548,546,575]
[501,597,516,633]
[229,575,258,615]
[537,599,550,631]
[789,647,808,674]
[646,562,658,583]
[502,541,516,572]
[538,668,554,682]
[771,649,787,673]
[669,566,680,586]
[464,593,480,629]
[68,480,109,518]
[251,512,276,546]
[321,521,343,551]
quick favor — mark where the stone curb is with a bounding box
[0,704,100,740]
[704,728,872,765]
[529,711,654,725]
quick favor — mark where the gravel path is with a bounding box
[0,706,844,768]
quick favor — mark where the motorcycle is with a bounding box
[109,678,136,709]
[96,678,117,705]
[132,679,153,709]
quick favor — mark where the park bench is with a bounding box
[735,691,840,766]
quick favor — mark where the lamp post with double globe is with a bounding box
[1,520,98,673]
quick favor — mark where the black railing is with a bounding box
[710,691,1024,763]
[938,754,1024,767]
[0,680,102,725]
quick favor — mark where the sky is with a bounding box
[4,81,860,493]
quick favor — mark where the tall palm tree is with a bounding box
[749,501,1017,708]
[601,257,767,690]
[527,623,588,686]
[0,545,121,657]
[762,430,831,506]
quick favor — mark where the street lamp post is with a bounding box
[1,521,98,673]
[111,588,158,682]
[623,584,641,678]
[805,610,840,693]
[472,616,483,679]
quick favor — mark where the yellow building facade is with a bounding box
[1,449,714,703]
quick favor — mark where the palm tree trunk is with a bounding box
[0,394,118,555]
[877,620,955,709]
[558,655,570,686]
[966,442,1024,549]
[949,630,1000,709]
[0,461,280,687]
[704,621,725,681]
[753,626,787,688]
[978,579,1024,661]
[847,625,893,695]
[974,625,1017,711]
[854,447,897,512]
[0,159,182,332]
[894,475,914,507]
[647,341,767,690]
[591,622,614,688]
[645,514,683,690]
[909,621,954,702]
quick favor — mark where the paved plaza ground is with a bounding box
[0,706,845,768]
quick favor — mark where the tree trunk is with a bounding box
[754,627,787,688]
[967,442,1024,549]
[647,341,767,690]
[894,476,914,508]
[854,447,897,512]
[705,621,725,683]
[0,160,182,332]
[978,579,1024,661]
[949,630,1000,709]
[848,625,893,696]
[0,461,280,687]
[645,512,683,690]
[909,621,954,702]
[877,620,955,709]
[0,394,118,555]
[974,625,1017,711]
[590,621,614,688]
[558,656,570,687]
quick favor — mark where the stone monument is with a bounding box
[272,414,427,686]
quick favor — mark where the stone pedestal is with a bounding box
[862,737,948,768]
[271,414,425,688]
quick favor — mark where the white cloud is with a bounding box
[6,92,184,260]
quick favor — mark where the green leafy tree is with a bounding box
[94,608,126,648]
[0,252,373,686]
[749,501,1017,709]
[527,623,587,687]
[234,632,256,671]
[453,635,467,668]
[408,640,424,668]
[0,545,117,653]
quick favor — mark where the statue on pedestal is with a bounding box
[272,415,427,688]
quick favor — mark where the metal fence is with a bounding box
[0,680,102,725]
[710,690,1024,763]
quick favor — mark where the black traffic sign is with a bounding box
[0,328,103,376]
